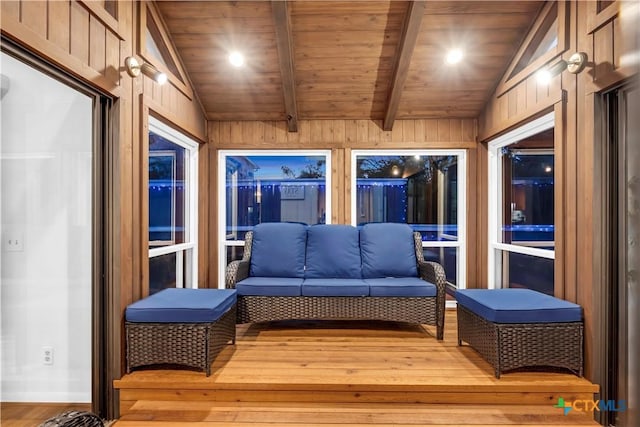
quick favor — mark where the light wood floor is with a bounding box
[0,402,91,427]
[114,310,600,426]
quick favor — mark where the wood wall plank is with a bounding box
[207,144,218,289]
[1,1,20,22]
[593,22,614,81]
[70,1,90,65]
[198,142,210,287]
[402,121,415,142]
[475,143,488,289]
[89,15,106,73]
[104,31,120,85]
[48,0,71,52]
[21,0,47,39]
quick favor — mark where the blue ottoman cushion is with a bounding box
[236,277,303,296]
[366,277,437,297]
[456,288,582,324]
[125,288,237,323]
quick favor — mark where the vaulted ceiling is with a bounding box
[156,1,543,130]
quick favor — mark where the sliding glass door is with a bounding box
[1,51,93,403]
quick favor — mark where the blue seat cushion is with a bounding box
[250,222,307,278]
[456,289,582,324]
[236,277,302,296]
[365,277,437,297]
[360,223,418,278]
[305,224,362,279]
[301,279,369,297]
[125,288,237,323]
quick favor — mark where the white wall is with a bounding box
[1,52,92,402]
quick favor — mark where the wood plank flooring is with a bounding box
[0,402,91,427]
[114,310,600,426]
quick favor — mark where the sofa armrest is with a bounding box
[225,259,250,289]
[418,261,447,292]
[418,260,447,340]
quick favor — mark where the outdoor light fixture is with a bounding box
[536,52,588,85]
[124,56,168,85]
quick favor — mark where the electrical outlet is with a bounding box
[42,346,54,365]
[2,232,24,252]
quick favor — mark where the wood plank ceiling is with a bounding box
[157,1,543,130]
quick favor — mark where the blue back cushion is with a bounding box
[305,225,362,279]
[250,222,307,278]
[360,223,417,278]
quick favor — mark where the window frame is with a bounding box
[496,1,569,97]
[148,116,199,289]
[350,149,467,293]
[217,149,332,288]
[487,112,555,289]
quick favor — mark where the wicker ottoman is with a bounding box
[125,288,237,376]
[456,289,583,378]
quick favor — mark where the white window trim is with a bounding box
[350,149,467,297]
[148,116,199,288]
[487,112,554,289]
[218,150,332,289]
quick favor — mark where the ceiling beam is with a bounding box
[383,1,426,131]
[271,0,299,132]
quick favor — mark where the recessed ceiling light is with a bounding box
[229,51,245,67]
[446,49,463,65]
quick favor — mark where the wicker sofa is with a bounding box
[225,222,447,340]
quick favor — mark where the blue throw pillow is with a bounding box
[360,223,418,278]
[305,224,362,279]
[250,222,307,278]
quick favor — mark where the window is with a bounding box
[488,113,555,295]
[351,150,466,289]
[218,151,331,287]
[508,2,559,79]
[148,117,198,294]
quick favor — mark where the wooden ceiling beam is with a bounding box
[271,0,299,132]
[383,1,426,131]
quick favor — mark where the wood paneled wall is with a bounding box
[1,0,121,93]
[478,0,639,380]
[208,118,479,288]
[1,0,206,417]
[211,118,476,148]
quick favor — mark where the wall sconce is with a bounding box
[124,56,168,85]
[536,52,588,84]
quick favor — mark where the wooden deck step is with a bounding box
[114,401,599,426]
[115,310,599,425]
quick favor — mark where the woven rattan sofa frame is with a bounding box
[456,304,583,378]
[125,305,236,376]
[226,231,447,340]
[39,410,104,427]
